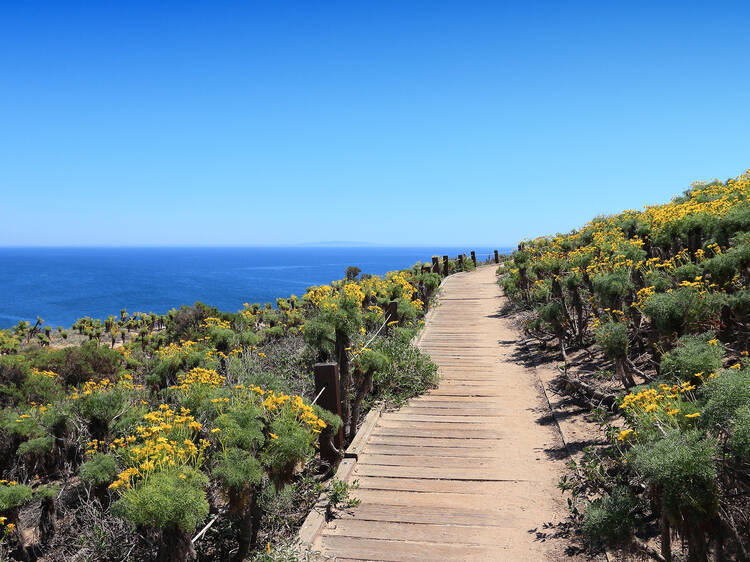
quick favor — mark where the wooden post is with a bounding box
[470,251,477,267]
[442,255,449,276]
[458,254,464,268]
[314,363,343,466]
[385,299,399,325]
[494,250,499,264]
[431,256,440,274]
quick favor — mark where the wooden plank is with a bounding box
[371,426,505,439]
[354,464,545,481]
[367,435,496,448]
[357,453,500,468]
[354,476,537,494]
[319,535,499,561]
[333,503,512,527]
[323,519,514,546]
[362,444,508,458]
[351,489,546,510]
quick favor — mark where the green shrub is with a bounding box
[703,252,740,286]
[80,453,118,487]
[674,263,702,282]
[0,483,33,512]
[16,435,54,457]
[208,326,236,353]
[262,415,316,486]
[20,371,65,404]
[643,288,723,336]
[582,486,640,544]
[214,447,262,492]
[630,431,718,521]
[76,385,130,438]
[592,269,633,308]
[371,327,439,405]
[644,271,672,293]
[659,332,723,381]
[728,405,750,461]
[112,467,209,533]
[595,321,628,359]
[538,301,564,325]
[216,404,265,451]
[699,368,750,428]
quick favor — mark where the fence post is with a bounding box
[458,254,464,268]
[431,256,440,274]
[385,299,399,325]
[314,363,344,467]
[494,250,499,264]
[470,251,477,267]
[442,255,449,276]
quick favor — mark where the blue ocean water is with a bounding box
[0,247,506,329]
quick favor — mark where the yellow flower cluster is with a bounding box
[290,394,327,434]
[157,340,199,360]
[109,405,207,490]
[342,283,366,306]
[618,381,704,439]
[200,317,232,330]
[30,368,58,379]
[173,367,225,391]
[303,284,334,306]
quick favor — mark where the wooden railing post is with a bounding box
[470,251,477,267]
[431,256,440,274]
[385,299,399,325]
[458,254,464,269]
[314,363,344,466]
[494,250,499,264]
[442,255,449,276]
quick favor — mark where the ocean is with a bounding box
[0,246,506,329]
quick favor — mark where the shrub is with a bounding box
[643,288,723,336]
[728,405,750,461]
[595,321,628,359]
[583,486,640,545]
[0,483,33,512]
[214,447,262,492]
[371,327,439,405]
[16,435,54,457]
[42,342,122,387]
[113,467,208,531]
[699,368,750,428]
[80,453,118,487]
[630,431,718,521]
[592,269,633,308]
[659,332,723,381]
[703,251,740,286]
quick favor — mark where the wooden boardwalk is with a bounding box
[314,266,568,561]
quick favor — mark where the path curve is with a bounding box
[315,266,569,561]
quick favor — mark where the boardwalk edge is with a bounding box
[297,405,383,549]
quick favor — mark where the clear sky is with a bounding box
[2,1,749,247]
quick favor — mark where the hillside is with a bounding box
[499,170,750,560]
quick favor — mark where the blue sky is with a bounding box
[2,1,749,247]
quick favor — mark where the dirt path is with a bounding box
[314,266,576,561]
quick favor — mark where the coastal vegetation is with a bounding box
[0,255,477,561]
[499,170,750,560]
